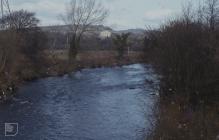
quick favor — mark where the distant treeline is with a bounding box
[45,31,144,51]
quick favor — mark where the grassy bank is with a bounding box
[46,50,144,74]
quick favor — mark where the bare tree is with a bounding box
[0,9,39,30]
[62,0,108,62]
[204,0,219,31]
[196,1,205,24]
[0,0,11,19]
[182,1,194,23]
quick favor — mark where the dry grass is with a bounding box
[76,50,144,68]
[46,50,143,68]
[148,98,219,140]
[44,49,144,76]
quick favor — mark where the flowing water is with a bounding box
[0,64,159,140]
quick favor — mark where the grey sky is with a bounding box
[9,0,198,30]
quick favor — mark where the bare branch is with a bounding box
[204,0,219,30]
[61,0,109,60]
[0,9,39,30]
[62,0,108,38]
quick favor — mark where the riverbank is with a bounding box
[147,96,219,140]
[146,63,219,140]
[0,50,144,103]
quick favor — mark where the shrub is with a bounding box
[113,33,130,59]
[144,19,219,103]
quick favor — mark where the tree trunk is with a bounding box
[68,35,80,64]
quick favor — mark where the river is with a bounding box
[0,64,159,140]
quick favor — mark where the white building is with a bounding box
[99,30,112,39]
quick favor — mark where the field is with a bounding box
[45,49,144,75]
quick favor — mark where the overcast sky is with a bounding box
[10,0,198,30]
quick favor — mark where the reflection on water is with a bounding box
[0,64,159,140]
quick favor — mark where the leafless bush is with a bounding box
[0,9,39,30]
[143,1,219,140]
[113,33,130,60]
[0,10,48,98]
[204,0,219,31]
[0,31,18,76]
[144,2,219,103]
